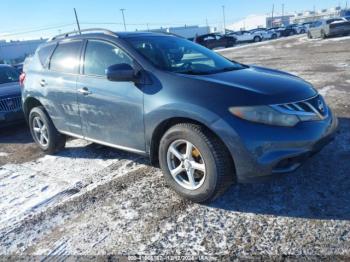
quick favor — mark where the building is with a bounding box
[293,6,350,23]
[266,15,294,28]
[0,39,46,64]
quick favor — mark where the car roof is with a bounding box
[50,30,176,42]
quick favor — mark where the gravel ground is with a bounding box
[0,35,349,259]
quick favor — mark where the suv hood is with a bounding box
[187,65,317,104]
[0,82,21,98]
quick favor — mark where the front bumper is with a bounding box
[0,110,24,127]
[211,108,338,183]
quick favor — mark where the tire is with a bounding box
[29,106,66,154]
[272,34,277,39]
[321,30,327,39]
[253,36,261,42]
[158,123,235,203]
[307,31,313,39]
[300,29,306,34]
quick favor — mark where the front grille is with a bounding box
[273,95,328,120]
[0,96,22,112]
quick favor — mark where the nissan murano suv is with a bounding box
[22,29,338,203]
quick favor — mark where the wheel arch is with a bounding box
[149,117,236,176]
[23,96,44,121]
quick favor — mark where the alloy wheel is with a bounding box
[166,139,206,190]
[32,116,49,147]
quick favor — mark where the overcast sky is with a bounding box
[0,0,347,40]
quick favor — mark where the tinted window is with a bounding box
[50,41,82,74]
[203,35,215,41]
[38,44,56,67]
[0,66,19,85]
[84,40,133,76]
[126,36,245,75]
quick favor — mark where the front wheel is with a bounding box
[29,106,66,154]
[159,123,235,203]
[253,36,261,42]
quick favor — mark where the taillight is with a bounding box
[19,72,26,87]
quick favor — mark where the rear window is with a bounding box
[38,44,56,67]
[49,41,82,74]
[0,66,19,85]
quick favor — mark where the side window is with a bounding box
[84,40,133,76]
[203,35,215,41]
[38,44,56,68]
[49,41,82,74]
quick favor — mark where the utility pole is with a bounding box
[271,4,275,27]
[282,4,285,17]
[120,8,127,31]
[222,5,226,34]
[313,5,316,21]
[73,8,81,34]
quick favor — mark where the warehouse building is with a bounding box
[292,6,350,23]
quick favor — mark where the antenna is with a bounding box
[120,9,127,31]
[74,8,81,34]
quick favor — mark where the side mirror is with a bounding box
[106,63,136,82]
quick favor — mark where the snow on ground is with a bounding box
[0,139,146,231]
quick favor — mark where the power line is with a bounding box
[0,23,75,37]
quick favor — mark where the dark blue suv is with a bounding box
[22,29,338,202]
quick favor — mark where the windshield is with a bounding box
[0,66,19,85]
[126,36,246,75]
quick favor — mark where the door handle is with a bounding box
[40,79,46,87]
[77,87,92,95]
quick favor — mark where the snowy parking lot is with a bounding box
[1,35,350,258]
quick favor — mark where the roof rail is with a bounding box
[48,28,117,41]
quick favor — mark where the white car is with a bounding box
[250,28,278,39]
[229,30,263,43]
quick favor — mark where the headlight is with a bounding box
[229,105,300,127]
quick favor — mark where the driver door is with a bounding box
[76,39,145,152]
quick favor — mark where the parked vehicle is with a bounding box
[308,18,350,39]
[302,22,314,30]
[279,25,298,36]
[0,65,23,126]
[22,29,338,203]
[13,63,24,73]
[343,16,350,21]
[229,30,263,43]
[249,28,278,40]
[288,24,306,34]
[267,27,283,38]
[194,33,236,49]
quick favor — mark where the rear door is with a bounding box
[44,40,84,135]
[76,39,145,152]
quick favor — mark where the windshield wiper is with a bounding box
[176,70,211,75]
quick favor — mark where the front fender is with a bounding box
[144,102,221,151]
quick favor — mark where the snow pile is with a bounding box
[227,15,267,31]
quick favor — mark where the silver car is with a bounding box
[308,18,350,39]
